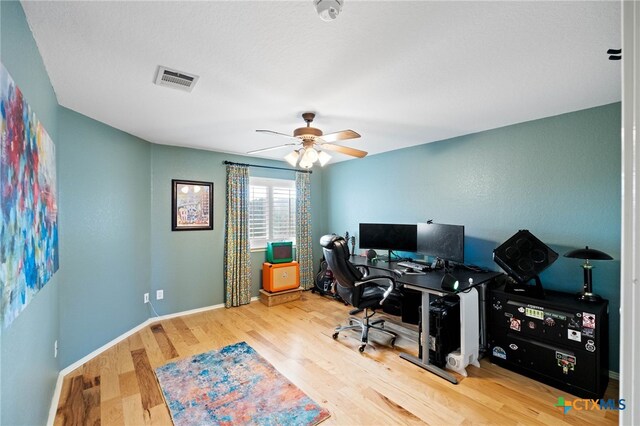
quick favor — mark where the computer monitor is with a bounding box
[358,223,417,253]
[417,222,465,264]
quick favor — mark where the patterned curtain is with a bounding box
[296,172,313,290]
[224,164,251,307]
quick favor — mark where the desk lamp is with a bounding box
[441,273,459,292]
[564,246,613,302]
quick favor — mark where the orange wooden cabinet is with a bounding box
[262,261,300,293]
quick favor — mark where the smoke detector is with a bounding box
[154,66,199,92]
[314,0,343,21]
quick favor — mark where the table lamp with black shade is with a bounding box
[564,246,613,302]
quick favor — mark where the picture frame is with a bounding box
[171,179,214,231]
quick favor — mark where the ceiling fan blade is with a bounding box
[256,129,300,141]
[320,143,367,158]
[319,130,361,143]
[247,143,298,154]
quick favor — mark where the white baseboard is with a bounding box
[610,370,620,381]
[47,297,258,426]
[47,373,64,426]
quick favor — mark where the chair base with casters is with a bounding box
[332,307,399,353]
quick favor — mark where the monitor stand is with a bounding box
[431,257,446,270]
[375,250,393,261]
[504,275,545,299]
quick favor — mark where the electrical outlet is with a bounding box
[156,289,164,300]
[54,340,58,358]
[144,293,149,304]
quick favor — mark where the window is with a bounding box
[249,177,296,249]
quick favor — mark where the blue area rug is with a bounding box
[155,341,330,425]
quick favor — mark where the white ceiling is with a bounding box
[21,1,621,164]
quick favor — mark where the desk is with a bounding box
[350,255,502,384]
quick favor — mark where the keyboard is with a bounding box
[397,261,428,271]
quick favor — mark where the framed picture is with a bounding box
[172,179,214,231]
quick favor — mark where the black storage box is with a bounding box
[487,281,608,399]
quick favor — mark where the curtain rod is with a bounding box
[223,160,312,174]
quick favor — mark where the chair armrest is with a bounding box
[355,265,370,277]
[358,275,396,306]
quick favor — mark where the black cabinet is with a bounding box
[487,279,608,399]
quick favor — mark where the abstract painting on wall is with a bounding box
[0,62,59,328]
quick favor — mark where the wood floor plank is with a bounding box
[148,404,172,425]
[188,325,217,354]
[137,327,166,368]
[150,323,179,360]
[121,394,145,426]
[115,339,136,375]
[99,350,122,403]
[364,387,428,425]
[82,375,100,390]
[152,320,183,354]
[119,370,140,399]
[82,356,105,389]
[127,331,145,352]
[101,396,125,426]
[131,349,165,411]
[82,384,101,426]
[55,375,85,426]
[54,293,619,425]
[54,378,73,426]
[171,316,199,346]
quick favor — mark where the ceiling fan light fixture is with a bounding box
[318,150,331,166]
[304,147,319,163]
[284,150,299,167]
[298,157,313,169]
[255,112,364,166]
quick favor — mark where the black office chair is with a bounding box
[320,234,400,353]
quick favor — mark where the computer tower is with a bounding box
[428,296,460,368]
[401,288,421,325]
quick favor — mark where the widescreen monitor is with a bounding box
[358,223,417,253]
[417,222,465,264]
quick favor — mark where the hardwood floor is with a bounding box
[54,292,619,425]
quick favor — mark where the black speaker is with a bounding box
[493,230,558,283]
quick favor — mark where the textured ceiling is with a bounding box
[21,1,621,164]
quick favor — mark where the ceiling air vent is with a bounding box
[154,66,199,92]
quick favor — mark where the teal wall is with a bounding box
[40,115,328,366]
[322,103,621,371]
[1,1,60,424]
[55,136,325,365]
[150,144,325,315]
[57,107,151,368]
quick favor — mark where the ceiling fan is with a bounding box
[248,112,367,169]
